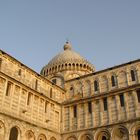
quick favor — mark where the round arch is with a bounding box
[50,136,56,140]
[38,134,47,140]
[94,129,110,140]
[9,126,21,140]
[111,125,129,140]
[78,132,93,140]
[67,135,77,140]
[129,122,140,140]
[50,74,65,88]
[81,135,92,140]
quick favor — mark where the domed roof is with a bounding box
[41,42,95,76]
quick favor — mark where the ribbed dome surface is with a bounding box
[41,42,95,76]
[48,49,88,66]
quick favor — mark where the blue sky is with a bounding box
[0,0,140,73]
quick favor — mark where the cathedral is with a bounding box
[0,42,140,140]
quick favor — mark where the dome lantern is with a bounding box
[63,41,72,51]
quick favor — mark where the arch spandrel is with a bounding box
[81,135,92,140]
[0,121,5,140]
[84,80,91,97]
[25,130,35,140]
[66,135,77,140]
[117,71,128,87]
[50,136,56,140]
[78,132,93,140]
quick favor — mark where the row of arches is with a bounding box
[42,63,94,76]
[9,127,49,140]
[0,120,56,140]
[65,124,140,140]
[69,69,138,97]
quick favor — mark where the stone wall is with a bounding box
[62,120,140,140]
[0,113,60,140]
[0,50,140,140]
[0,50,63,139]
[0,50,65,103]
[62,60,140,140]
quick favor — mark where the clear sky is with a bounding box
[0,0,140,73]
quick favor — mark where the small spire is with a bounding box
[63,41,72,50]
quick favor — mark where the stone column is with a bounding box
[92,101,96,127]
[0,78,6,111]
[115,95,121,121]
[126,69,131,86]
[90,81,94,96]
[77,104,81,129]
[132,90,140,117]
[90,101,93,127]
[69,106,73,131]
[124,92,129,120]
[93,100,100,127]
[107,75,111,91]
[99,99,103,125]
[84,102,88,128]
[108,96,112,124]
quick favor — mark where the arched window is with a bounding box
[65,63,68,69]
[94,80,99,92]
[138,129,140,140]
[50,88,53,98]
[111,75,117,87]
[9,127,18,140]
[27,93,32,105]
[82,135,91,140]
[58,65,61,70]
[55,66,57,71]
[131,69,136,81]
[86,136,91,140]
[50,137,56,140]
[52,79,57,84]
[38,134,47,140]
[52,67,54,72]
[0,58,2,70]
[70,86,74,96]
[102,136,107,140]
[46,70,48,75]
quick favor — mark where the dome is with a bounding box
[41,42,95,76]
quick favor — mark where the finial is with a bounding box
[63,41,72,51]
[66,38,69,43]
